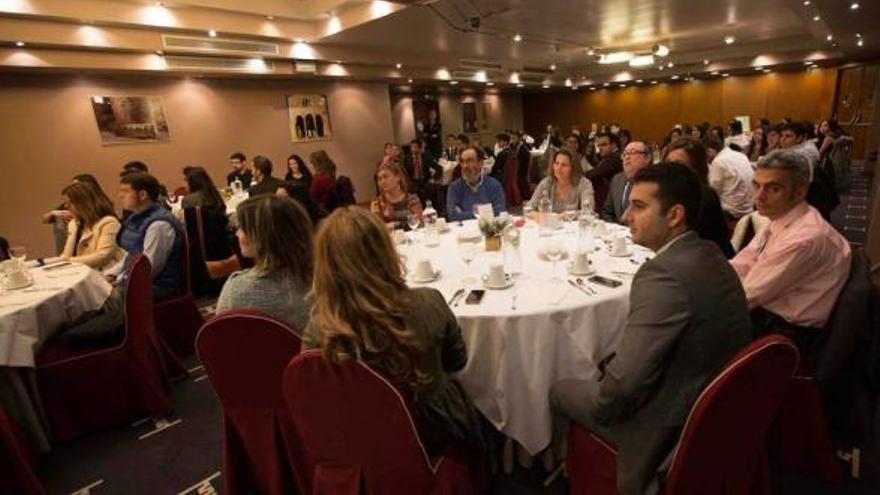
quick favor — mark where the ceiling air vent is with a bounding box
[522,66,554,76]
[164,56,275,72]
[457,59,503,71]
[162,35,279,56]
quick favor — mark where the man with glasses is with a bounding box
[585,132,623,213]
[602,141,652,223]
[445,147,506,221]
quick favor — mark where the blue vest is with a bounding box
[118,203,184,297]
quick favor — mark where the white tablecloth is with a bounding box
[0,263,112,367]
[399,220,651,454]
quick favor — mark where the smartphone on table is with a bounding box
[465,289,486,305]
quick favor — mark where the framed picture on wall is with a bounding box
[462,102,478,133]
[287,94,332,143]
[89,96,171,145]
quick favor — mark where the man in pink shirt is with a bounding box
[731,149,851,352]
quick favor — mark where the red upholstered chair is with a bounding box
[567,334,799,495]
[36,254,174,442]
[154,229,205,358]
[0,405,44,495]
[196,310,303,495]
[282,350,481,495]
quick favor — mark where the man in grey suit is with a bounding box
[551,163,752,494]
[602,140,653,223]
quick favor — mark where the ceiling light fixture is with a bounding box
[724,36,736,45]
[722,73,730,77]
[827,34,834,41]
[407,78,413,83]
[550,64,556,71]
[671,75,680,80]
[851,2,860,10]
[266,15,275,20]
[813,15,821,21]
[208,29,217,37]
[619,84,627,88]
[804,0,811,4]
[651,80,658,84]
[335,60,342,64]
[763,69,772,73]
[636,79,644,83]
[629,55,655,67]
[565,78,572,87]
[486,82,494,86]
[15,41,25,47]
[602,82,610,87]
[586,47,595,56]
[542,84,550,89]
[517,83,524,87]
[711,70,719,75]
[590,87,597,91]
[704,59,710,65]
[598,51,634,64]
[155,49,163,55]
[513,34,523,42]
[395,63,402,69]
[652,44,670,57]
[450,80,458,85]
[857,38,864,47]
[754,66,764,71]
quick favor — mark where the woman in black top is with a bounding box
[663,137,735,259]
[284,153,313,190]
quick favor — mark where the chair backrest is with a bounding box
[196,311,303,494]
[125,254,157,351]
[282,350,441,495]
[663,334,799,494]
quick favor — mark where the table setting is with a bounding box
[396,210,652,454]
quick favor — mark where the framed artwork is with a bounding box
[89,96,171,145]
[287,94,332,142]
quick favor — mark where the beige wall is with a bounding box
[0,74,395,258]
[390,92,524,146]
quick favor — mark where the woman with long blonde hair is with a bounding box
[371,162,423,230]
[303,207,484,455]
[60,181,124,270]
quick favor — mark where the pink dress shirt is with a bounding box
[730,202,851,328]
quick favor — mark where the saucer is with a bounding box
[410,270,441,284]
[482,276,514,290]
[2,279,33,290]
[609,250,633,258]
[567,261,595,276]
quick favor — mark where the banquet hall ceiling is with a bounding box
[0,0,878,88]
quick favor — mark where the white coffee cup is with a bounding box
[594,220,608,237]
[612,235,627,255]
[572,250,591,273]
[1,269,31,289]
[436,218,447,231]
[484,262,507,287]
[414,259,435,281]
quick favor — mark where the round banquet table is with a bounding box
[398,218,652,455]
[0,262,112,451]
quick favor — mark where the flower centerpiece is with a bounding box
[478,214,510,251]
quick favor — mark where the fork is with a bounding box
[511,293,517,311]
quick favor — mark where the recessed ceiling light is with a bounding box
[155,49,163,55]
[542,84,550,89]
[722,73,730,77]
[851,2,860,10]
[827,34,834,41]
[653,44,670,57]
[486,82,494,86]
[711,70,719,75]
[856,33,862,37]
[619,84,627,88]
[724,36,735,45]
[407,78,413,83]
[671,75,679,80]
[550,64,556,71]
[395,63,402,69]
[450,80,458,85]
[602,82,610,87]
[667,62,674,68]
[15,41,25,47]
[813,15,821,21]
[564,78,572,87]
[636,79,644,83]
[590,87,597,90]
[650,80,658,84]
[804,61,814,66]
[803,0,810,4]
[517,83,524,87]
[208,29,217,37]
[763,69,772,73]
[586,47,595,56]
[754,66,764,71]
[266,15,275,20]
[154,1,164,6]
[703,59,710,65]
[857,38,864,47]
[513,34,523,42]
[335,60,342,64]
[599,52,635,64]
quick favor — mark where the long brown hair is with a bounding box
[376,162,409,195]
[236,195,313,286]
[185,167,225,210]
[663,137,709,184]
[62,181,116,228]
[310,207,432,393]
[309,150,337,179]
[548,148,584,186]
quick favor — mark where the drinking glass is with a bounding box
[9,246,26,262]
[457,235,479,286]
[544,238,564,282]
[407,212,421,232]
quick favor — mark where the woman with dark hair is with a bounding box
[276,181,325,225]
[284,154,313,189]
[216,195,314,330]
[309,150,337,209]
[745,125,769,162]
[527,148,595,213]
[60,182,124,270]
[304,206,485,456]
[0,236,9,261]
[664,137,735,258]
[182,167,225,213]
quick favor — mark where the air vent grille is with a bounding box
[162,35,279,56]
[457,59,503,71]
[164,56,274,72]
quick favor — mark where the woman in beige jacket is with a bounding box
[60,182,124,270]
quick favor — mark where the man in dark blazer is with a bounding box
[490,132,513,183]
[513,131,532,201]
[602,140,653,223]
[403,139,442,185]
[247,155,284,196]
[551,163,752,495]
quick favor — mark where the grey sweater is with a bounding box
[216,268,311,331]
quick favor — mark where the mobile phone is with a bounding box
[588,275,623,289]
[465,289,486,305]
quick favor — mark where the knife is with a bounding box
[447,288,465,306]
[567,279,593,297]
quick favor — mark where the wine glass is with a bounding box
[544,238,564,282]
[457,234,479,286]
[472,203,482,220]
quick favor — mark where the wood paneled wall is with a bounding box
[522,68,838,143]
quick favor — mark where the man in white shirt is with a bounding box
[706,139,754,219]
[724,120,750,152]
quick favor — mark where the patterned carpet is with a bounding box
[36,161,879,494]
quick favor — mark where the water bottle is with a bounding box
[538,191,552,230]
[422,200,439,246]
[232,178,242,196]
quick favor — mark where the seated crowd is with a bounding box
[16,115,856,494]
